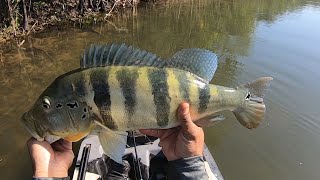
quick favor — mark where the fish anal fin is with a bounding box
[194,114,225,127]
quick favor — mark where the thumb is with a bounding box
[178,102,195,132]
[139,129,166,138]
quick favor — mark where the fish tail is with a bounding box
[233,77,273,129]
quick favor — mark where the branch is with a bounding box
[105,0,120,17]
[7,0,17,36]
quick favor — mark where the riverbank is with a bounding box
[0,0,157,43]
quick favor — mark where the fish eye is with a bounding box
[245,92,251,100]
[42,97,51,109]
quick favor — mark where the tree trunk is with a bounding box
[22,0,28,31]
[79,0,85,15]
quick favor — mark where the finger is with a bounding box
[51,139,63,151]
[61,139,72,150]
[178,102,194,129]
[178,103,200,141]
[27,137,50,150]
[27,137,37,148]
[52,139,72,151]
[139,129,166,138]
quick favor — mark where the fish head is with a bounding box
[22,78,92,142]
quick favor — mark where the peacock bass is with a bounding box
[22,43,272,163]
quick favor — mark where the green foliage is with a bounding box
[0,0,136,42]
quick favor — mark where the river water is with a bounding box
[1,0,320,179]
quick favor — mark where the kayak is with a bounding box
[72,132,224,180]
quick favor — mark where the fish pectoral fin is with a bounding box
[98,129,127,164]
[194,114,225,127]
[45,134,61,144]
[94,121,128,164]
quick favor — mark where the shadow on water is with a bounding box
[0,0,319,179]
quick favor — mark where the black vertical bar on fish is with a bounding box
[56,70,86,97]
[116,69,139,121]
[198,84,211,113]
[148,69,170,127]
[176,72,190,102]
[90,69,118,130]
[73,72,87,98]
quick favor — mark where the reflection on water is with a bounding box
[1,0,320,179]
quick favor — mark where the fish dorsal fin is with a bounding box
[81,44,218,82]
[167,48,218,82]
[80,43,165,68]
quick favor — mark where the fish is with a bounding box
[22,43,272,163]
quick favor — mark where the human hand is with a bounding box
[140,102,204,161]
[27,138,74,177]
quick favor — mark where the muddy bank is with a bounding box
[0,0,158,43]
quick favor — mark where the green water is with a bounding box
[1,0,320,179]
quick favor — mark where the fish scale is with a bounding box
[67,66,241,130]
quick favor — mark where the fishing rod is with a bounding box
[77,144,91,180]
[130,131,143,180]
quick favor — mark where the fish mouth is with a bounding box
[22,112,44,141]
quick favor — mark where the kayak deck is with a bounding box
[73,134,224,180]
